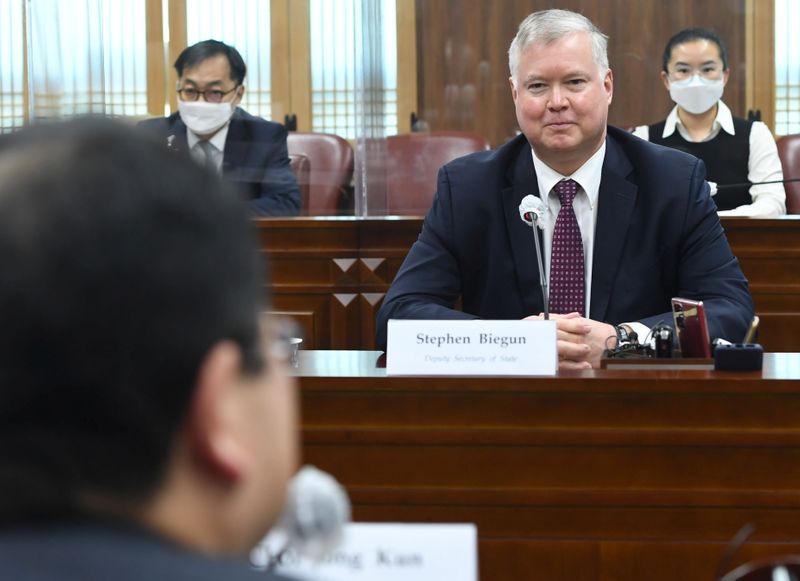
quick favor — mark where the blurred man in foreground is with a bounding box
[0,118,298,580]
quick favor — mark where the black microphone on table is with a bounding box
[518,195,549,320]
[254,465,351,571]
[714,177,800,191]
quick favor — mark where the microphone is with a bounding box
[518,195,549,320]
[263,465,351,569]
[519,194,547,225]
[711,177,800,194]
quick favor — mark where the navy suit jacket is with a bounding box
[0,520,295,581]
[376,125,754,350]
[139,108,300,216]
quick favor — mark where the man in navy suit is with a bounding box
[140,40,300,216]
[0,119,298,579]
[376,9,753,369]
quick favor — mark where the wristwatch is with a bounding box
[615,324,634,346]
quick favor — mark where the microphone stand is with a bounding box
[716,177,800,190]
[714,523,755,581]
[530,215,549,320]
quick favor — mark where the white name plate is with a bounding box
[252,522,477,581]
[387,319,557,376]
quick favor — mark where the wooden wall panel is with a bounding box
[358,293,385,350]
[329,293,362,349]
[723,217,800,351]
[258,217,800,352]
[414,0,748,146]
[271,294,330,348]
[260,218,421,349]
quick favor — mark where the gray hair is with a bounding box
[508,9,609,81]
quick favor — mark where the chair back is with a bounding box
[287,132,354,215]
[386,131,491,214]
[720,556,800,581]
[777,134,800,213]
[288,153,311,211]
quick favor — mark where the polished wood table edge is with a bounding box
[251,215,800,222]
[294,351,800,387]
[298,375,800,393]
[341,485,800,509]
[720,215,800,223]
[253,215,426,223]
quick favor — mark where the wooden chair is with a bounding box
[287,132,354,215]
[385,131,491,215]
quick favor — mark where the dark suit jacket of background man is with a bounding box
[376,125,754,350]
[0,521,294,581]
[139,108,300,216]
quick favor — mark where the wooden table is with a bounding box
[257,216,800,352]
[296,350,800,581]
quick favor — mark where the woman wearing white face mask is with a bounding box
[633,28,786,217]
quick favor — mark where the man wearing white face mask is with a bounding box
[140,40,300,217]
[633,28,785,218]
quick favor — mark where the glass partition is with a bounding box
[26,0,148,121]
[0,1,795,215]
[0,0,25,132]
[186,0,273,120]
[775,0,800,135]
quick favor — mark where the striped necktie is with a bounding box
[195,140,219,173]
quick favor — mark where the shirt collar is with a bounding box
[713,100,735,134]
[661,100,735,140]
[530,141,606,210]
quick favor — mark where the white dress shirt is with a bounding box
[633,101,786,217]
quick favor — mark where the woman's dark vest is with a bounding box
[648,117,752,211]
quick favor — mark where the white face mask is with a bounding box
[668,74,724,115]
[178,100,235,135]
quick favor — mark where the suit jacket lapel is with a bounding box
[502,139,546,315]
[590,134,637,322]
[222,108,247,180]
[167,115,189,153]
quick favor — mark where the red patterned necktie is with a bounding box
[549,179,585,314]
